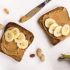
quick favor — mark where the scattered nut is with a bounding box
[36,48,42,57]
[37,51,42,57]
[4,8,9,14]
[36,48,45,62]
[36,48,42,53]
[40,54,45,62]
[0,24,4,30]
[30,54,35,58]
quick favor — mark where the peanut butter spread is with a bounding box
[0,22,34,61]
[42,7,70,40]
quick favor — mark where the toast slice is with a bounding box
[0,22,34,61]
[38,7,70,45]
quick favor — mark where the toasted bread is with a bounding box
[0,22,34,61]
[38,7,70,45]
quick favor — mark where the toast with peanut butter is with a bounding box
[38,7,70,45]
[0,22,34,61]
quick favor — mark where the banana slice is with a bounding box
[11,28,20,39]
[45,18,56,28]
[15,32,26,43]
[17,40,28,49]
[5,30,14,42]
[62,24,70,36]
[49,23,58,34]
[54,26,62,37]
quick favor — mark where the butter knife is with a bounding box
[19,0,51,23]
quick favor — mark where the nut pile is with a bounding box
[36,48,45,62]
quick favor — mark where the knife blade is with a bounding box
[19,0,51,23]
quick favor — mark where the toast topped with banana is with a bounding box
[0,22,34,61]
[38,7,70,45]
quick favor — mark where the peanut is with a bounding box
[4,8,9,14]
[0,24,4,30]
[40,54,45,62]
[36,48,42,57]
[36,48,45,62]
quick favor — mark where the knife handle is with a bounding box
[38,1,47,8]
